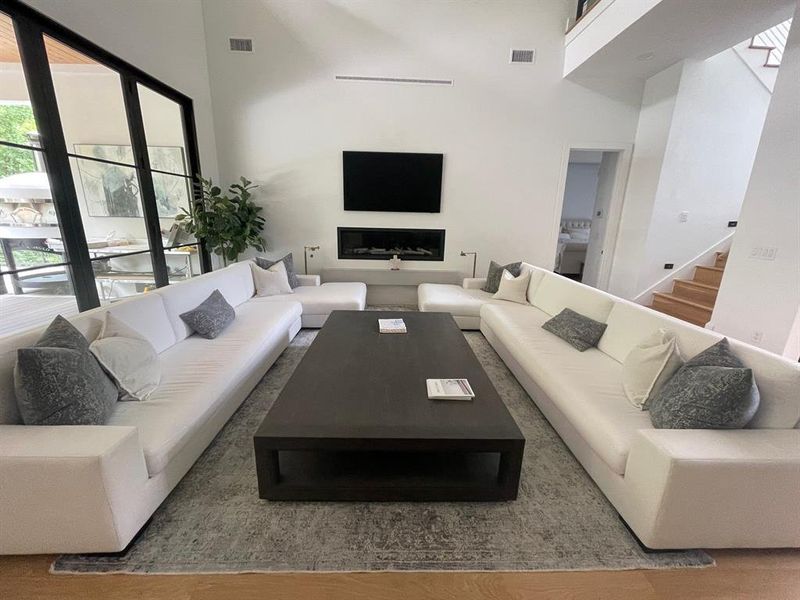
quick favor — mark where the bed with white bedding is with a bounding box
[555,219,591,275]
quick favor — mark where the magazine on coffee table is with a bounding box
[426,378,475,401]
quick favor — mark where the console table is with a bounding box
[321,267,462,305]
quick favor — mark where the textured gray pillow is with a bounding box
[180,289,235,339]
[256,253,299,289]
[541,308,607,351]
[483,261,522,293]
[13,315,118,426]
[649,338,760,429]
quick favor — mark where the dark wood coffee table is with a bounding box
[254,311,525,501]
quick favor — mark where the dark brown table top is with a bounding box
[255,311,524,444]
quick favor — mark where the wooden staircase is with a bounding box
[650,252,727,327]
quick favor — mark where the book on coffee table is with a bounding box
[426,378,475,400]
[379,318,407,334]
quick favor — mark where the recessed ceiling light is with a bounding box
[636,52,655,61]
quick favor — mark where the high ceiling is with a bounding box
[0,14,95,64]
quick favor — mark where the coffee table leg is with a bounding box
[498,445,524,500]
[257,449,280,499]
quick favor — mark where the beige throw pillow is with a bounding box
[493,269,531,305]
[251,260,293,297]
[89,312,161,401]
[622,328,684,409]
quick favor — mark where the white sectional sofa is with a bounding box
[420,264,800,549]
[0,261,365,554]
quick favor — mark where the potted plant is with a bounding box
[176,176,265,266]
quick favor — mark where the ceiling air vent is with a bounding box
[229,38,254,53]
[510,49,535,64]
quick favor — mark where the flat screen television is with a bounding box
[343,151,443,213]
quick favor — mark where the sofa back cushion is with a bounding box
[0,292,174,424]
[520,263,547,302]
[532,272,616,323]
[600,300,800,429]
[155,261,255,342]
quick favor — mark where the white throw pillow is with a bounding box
[622,328,684,409]
[89,312,161,401]
[251,260,293,297]
[493,269,531,305]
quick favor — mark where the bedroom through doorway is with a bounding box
[554,149,623,289]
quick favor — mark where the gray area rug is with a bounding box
[53,328,713,574]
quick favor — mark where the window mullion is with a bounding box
[121,75,169,288]
[13,15,99,310]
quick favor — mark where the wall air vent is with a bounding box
[229,38,254,53]
[510,49,535,64]
[335,75,453,86]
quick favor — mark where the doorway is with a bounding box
[554,147,628,290]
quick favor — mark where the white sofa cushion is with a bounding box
[493,270,531,305]
[522,264,547,302]
[155,262,255,342]
[74,292,176,354]
[106,300,301,475]
[622,329,684,409]
[418,284,493,318]
[599,300,800,428]
[251,282,366,315]
[251,261,293,297]
[532,272,616,322]
[481,302,651,475]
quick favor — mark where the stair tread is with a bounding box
[653,291,714,311]
[675,279,719,291]
[695,265,724,272]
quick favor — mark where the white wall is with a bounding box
[711,11,800,357]
[607,61,681,298]
[608,47,771,298]
[637,49,771,291]
[22,0,219,180]
[561,162,600,220]
[201,0,643,276]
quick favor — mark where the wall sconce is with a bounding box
[460,251,478,278]
[304,245,320,274]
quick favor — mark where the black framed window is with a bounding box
[0,0,209,334]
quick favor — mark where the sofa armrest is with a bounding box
[0,425,150,554]
[462,278,487,290]
[296,274,320,287]
[622,429,800,548]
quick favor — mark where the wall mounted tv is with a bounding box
[343,151,443,213]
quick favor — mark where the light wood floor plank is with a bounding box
[2,550,799,600]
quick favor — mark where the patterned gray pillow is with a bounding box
[13,315,118,426]
[649,338,760,429]
[256,253,299,289]
[541,308,607,351]
[180,289,235,339]
[483,261,522,293]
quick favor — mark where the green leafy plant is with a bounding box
[176,176,265,264]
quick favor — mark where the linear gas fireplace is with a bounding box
[338,227,445,261]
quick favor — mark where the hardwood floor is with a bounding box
[1,550,799,599]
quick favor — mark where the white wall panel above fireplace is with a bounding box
[201,0,643,277]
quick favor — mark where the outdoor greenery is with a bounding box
[176,176,265,264]
[0,249,63,270]
[0,104,37,178]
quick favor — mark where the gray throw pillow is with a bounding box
[541,308,607,351]
[483,261,522,293]
[649,338,760,429]
[180,289,235,339]
[256,253,299,289]
[14,315,118,426]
